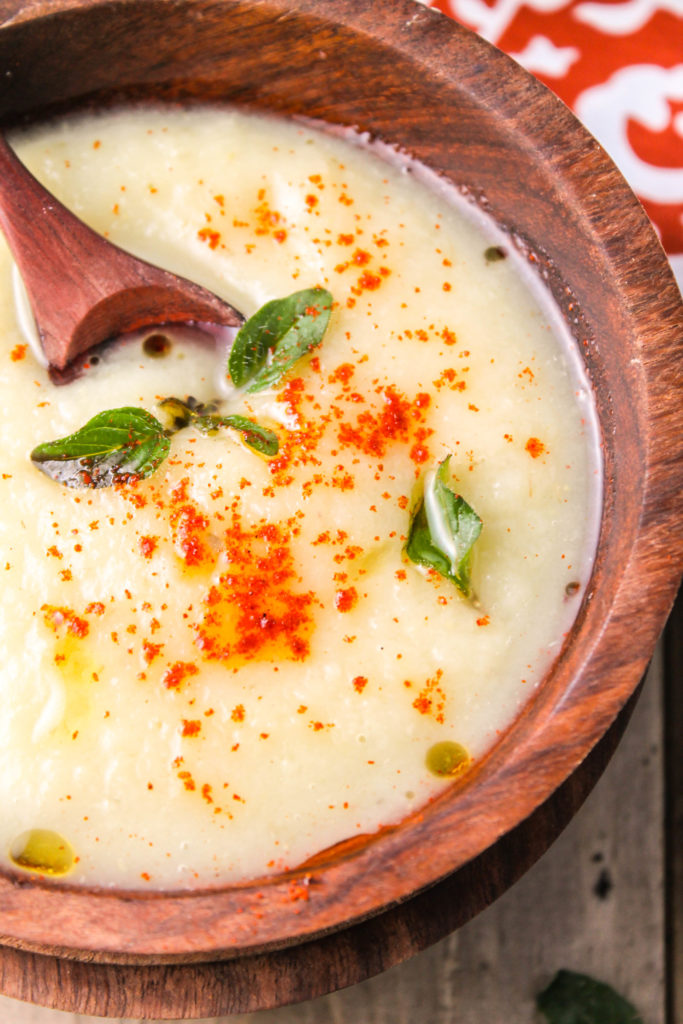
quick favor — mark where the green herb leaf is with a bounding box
[227,287,333,392]
[405,455,482,596]
[194,413,279,456]
[537,970,644,1024]
[157,395,279,457]
[30,407,170,488]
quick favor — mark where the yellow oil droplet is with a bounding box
[53,635,100,732]
[355,542,393,576]
[426,740,470,778]
[9,829,75,876]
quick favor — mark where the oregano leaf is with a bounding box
[194,413,279,456]
[405,455,482,597]
[31,407,170,488]
[227,287,332,391]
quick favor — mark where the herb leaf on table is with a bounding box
[537,970,645,1024]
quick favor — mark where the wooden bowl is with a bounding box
[0,0,681,1011]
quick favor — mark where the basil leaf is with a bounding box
[157,395,279,457]
[405,456,482,597]
[194,413,279,456]
[227,287,332,392]
[537,971,644,1024]
[31,408,170,488]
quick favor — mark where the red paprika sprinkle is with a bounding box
[197,227,221,249]
[525,437,547,459]
[163,661,199,690]
[335,587,358,612]
[139,535,158,559]
[143,640,163,665]
[42,604,89,638]
[181,719,201,737]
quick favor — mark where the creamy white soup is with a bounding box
[0,107,600,888]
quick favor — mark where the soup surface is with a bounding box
[0,107,600,888]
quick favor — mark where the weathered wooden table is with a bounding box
[1,597,678,1024]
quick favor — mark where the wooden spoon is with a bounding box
[0,133,243,371]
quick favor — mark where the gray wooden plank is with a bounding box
[0,648,664,1024]
[665,592,682,1024]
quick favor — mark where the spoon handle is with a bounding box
[0,134,242,370]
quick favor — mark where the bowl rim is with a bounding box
[0,0,681,963]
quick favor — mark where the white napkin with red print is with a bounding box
[421,0,683,290]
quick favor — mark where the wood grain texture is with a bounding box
[0,134,242,369]
[0,682,643,1018]
[0,654,665,1022]
[0,0,681,1010]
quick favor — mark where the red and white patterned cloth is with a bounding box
[419,0,683,289]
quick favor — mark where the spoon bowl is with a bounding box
[0,133,243,370]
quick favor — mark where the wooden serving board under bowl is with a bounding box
[0,0,681,1016]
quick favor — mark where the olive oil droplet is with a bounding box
[143,333,172,358]
[484,245,506,263]
[426,741,470,778]
[9,829,75,876]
